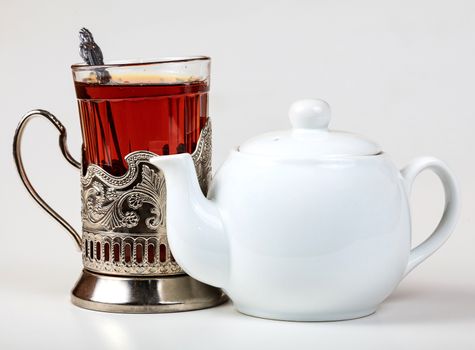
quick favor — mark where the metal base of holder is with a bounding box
[71,269,228,313]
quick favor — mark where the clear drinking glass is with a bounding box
[71,56,210,176]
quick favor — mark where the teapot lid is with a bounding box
[238,99,381,158]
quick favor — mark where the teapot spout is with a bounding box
[151,154,229,288]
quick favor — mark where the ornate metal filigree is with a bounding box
[81,120,212,276]
[82,155,166,233]
[82,230,183,275]
[192,119,212,194]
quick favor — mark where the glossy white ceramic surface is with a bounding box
[239,99,381,158]
[151,99,459,321]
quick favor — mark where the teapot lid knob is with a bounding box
[239,98,382,157]
[289,99,331,130]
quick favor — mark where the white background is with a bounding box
[1,0,474,349]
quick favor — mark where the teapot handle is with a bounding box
[401,157,460,276]
[13,109,82,250]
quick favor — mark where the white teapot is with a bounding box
[151,99,459,321]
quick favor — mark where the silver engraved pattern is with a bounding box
[82,157,166,233]
[192,118,212,194]
[81,120,212,276]
[82,231,183,275]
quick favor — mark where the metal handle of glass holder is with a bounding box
[13,109,82,249]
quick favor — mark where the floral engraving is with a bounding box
[80,120,212,276]
[82,163,166,232]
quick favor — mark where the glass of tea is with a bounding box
[14,56,227,312]
[72,57,210,176]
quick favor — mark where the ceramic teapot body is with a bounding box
[152,99,459,321]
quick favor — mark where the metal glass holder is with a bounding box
[13,110,227,313]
